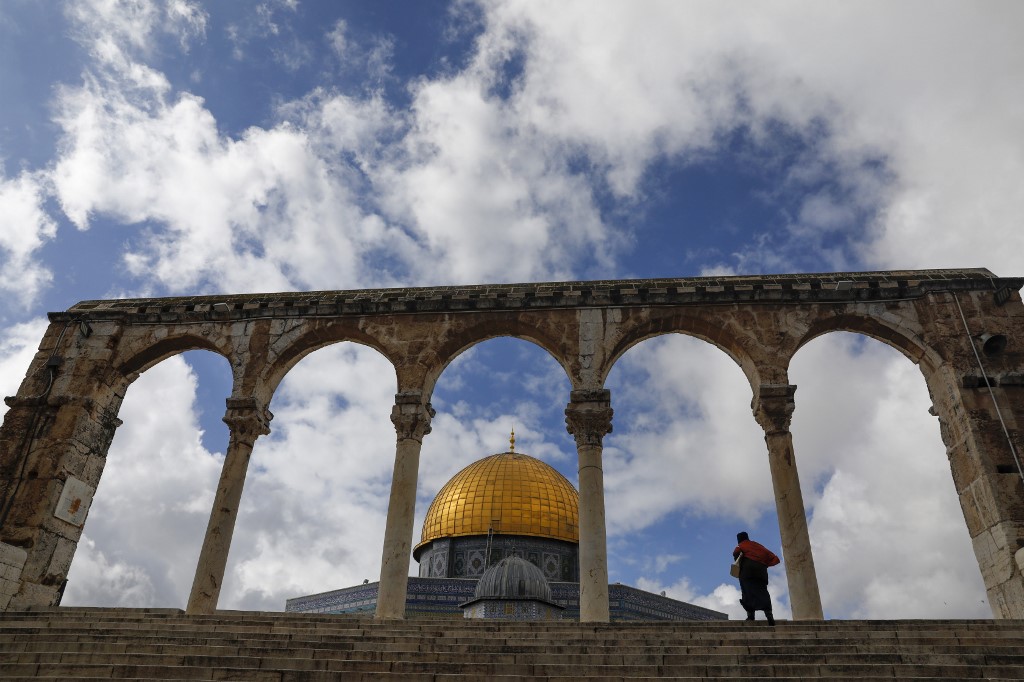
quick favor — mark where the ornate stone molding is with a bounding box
[57,268,1018,323]
[752,384,797,435]
[222,398,273,444]
[391,392,435,442]
[565,389,613,448]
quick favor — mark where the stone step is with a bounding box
[7,609,1019,631]
[6,643,1024,663]
[3,609,1023,680]
[5,627,1023,649]
[7,617,1019,636]
[5,661,1023,680]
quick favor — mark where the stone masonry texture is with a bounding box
[2,268,1023,617]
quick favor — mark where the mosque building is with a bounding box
[286,434,726,621]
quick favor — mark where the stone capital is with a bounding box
[391,393,434,442]
[752,384,797,435]
[222,398,273,443]
[565,389,613,448]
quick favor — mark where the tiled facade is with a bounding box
[417,536,578,582]
[286,577,728,621]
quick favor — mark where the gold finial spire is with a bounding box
[510,428,515,453]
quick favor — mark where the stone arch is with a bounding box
[421,318,576,398]
[51,333,234,432]
[217,341,399,607]
[3,269,1023,619]
[600,330,772,548]
[63,347,233,608]
[259,323,399,405]
[598,311,764,392]
[116,334,234,391]
[788,308,952,434]
[793,311,938,370]
[787,329,989,617]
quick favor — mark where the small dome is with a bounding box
[416,451,579,554]
[474,555,552,602]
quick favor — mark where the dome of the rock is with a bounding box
[287,437,729,622]
[416,450,579,555]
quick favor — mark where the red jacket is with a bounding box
[734,539,780,567]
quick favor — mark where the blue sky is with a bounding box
[2,0,1021,619]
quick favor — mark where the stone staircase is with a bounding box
[1,608,1023,680]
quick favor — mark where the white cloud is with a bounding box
[63,354,222,608]
[51,79,402,293]
[61,536,157,607]
[0,319,48,414]
[792,333,990,618]
[220,343,399,609]
[603,335,771,533]
[471,1,1024,274]
[599,330,988,618]
[17,0,1019,621]
[65,0,206,82]
[226,0,305,68]
[636,574,791,622]
[379,70,616,284]
[0,173,57,307]
[47,0,624,296]
[50,0,1024,297]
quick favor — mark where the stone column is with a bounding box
[753,384,824,620]
[375,393,434,619]
[938,379,1024,619]
[186,398,271,614]
[1,396,122,611]
[565,388,613,623]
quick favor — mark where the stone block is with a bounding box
[0,562,23,582]
[7,580,57,609]
[990,555,1024,618]
[47,536,78,579]
[18,530,59,583]
[0,542,28,569]
[972,528,1015,589]
[0,576,21,597]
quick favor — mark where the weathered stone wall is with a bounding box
[2,268,1023,618]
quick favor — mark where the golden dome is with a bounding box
[416,451,579,553]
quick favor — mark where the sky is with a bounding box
[1,0,1021,620]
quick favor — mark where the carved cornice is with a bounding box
[51,268,1020,323]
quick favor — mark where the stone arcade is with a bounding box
[2,268,1024,622]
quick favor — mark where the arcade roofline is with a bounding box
[51,268,1023,323]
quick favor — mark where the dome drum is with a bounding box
[417,535,577,582]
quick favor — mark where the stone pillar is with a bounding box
[939,378,1024,619]
[375,393,434,619]
[565,388,613,623]
[753,384,823,620]
[1,395,122,611]
[186,398,271,614]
